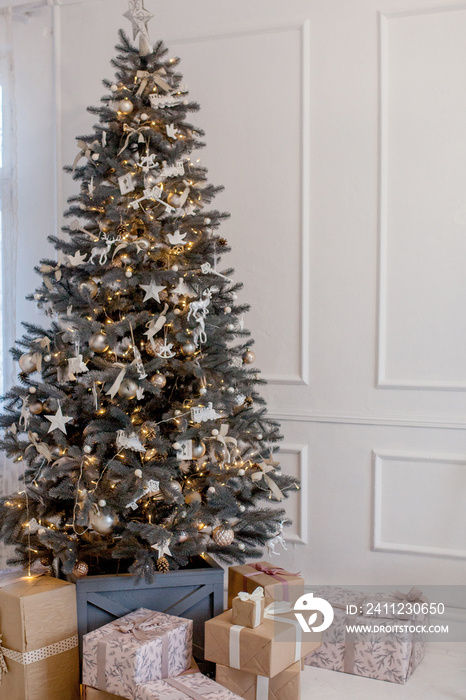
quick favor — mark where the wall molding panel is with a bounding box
[372,450,466,559]
[169,21,311,387]
[376,7,466,391]
[279,443,308,545]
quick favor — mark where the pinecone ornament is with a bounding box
[157,556,169,573]
[213,525,235,546]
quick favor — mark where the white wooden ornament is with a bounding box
[130,185,175,213]
[176,439,193,460]
[167,230,187,246]
[166,124,178,138]
[116,430,146,453]
[149,93,182,109]
[191,402,222,423]
[118,173,135,194]
[160,160,185,178]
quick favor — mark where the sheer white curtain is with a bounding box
[0,8,18,567]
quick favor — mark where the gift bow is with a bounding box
[118,123,150,155]
[136,68,171,96]
[251,461,284,501]
[246,563,299,582]
[237,586,264,603]
[72,139,99,171]
[115,612,169,641]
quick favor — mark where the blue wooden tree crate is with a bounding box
[75,555,224,665]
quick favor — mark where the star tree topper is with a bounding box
[44,403,73,435]
[124,0,153,55]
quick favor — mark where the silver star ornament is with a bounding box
[44,404,73,435]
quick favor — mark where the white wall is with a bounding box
[6,0,466,588]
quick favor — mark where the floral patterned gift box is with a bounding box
[304,587,426,684]
[134,671,243,700]
[82,607,192,697]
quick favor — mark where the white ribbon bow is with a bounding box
[251,461,284,501]
[136,68,171,96]
[237,587,264,603]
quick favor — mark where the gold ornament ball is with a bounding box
[150,373,166,389]
[89,508,117,534]
[144,172,159,188]
[89,332,109,353]
[118,98,134,114]
[144,447,158,462]
[181,341,196,357]
[167,192,183,208]
[117,378,138,399]
[192,440,206,459]
[242,350,256,365]
[213,525,235,546]
[99,219,113,233]
[19,353,37,374]
[79,280,98,299]
[28,400,43,415]
[72,561,89,578]
[145,338,164,357]
[184,491,202,505]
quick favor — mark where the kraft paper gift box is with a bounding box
[82,607,193,697]
[0,571,80,700]
[228,563,303,608]
[231,587,265,629]
[304,586,426,684]
[134,671,243,700]
[205,608,320,678]
[82,659,201,700]
[216,661,301,700]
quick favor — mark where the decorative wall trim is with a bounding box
[279,443,308,545]
[169,21,311,387]
[268,408,466,431]
[376,8,466,391]
[372,450,466,559]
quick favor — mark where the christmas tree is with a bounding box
[0,3,299,581]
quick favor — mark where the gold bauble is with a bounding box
[145,339,164,357]
[212,525,235,546]
[28,400,43,415]
[118,98,134,114]
[117,378,138,399]
[181,341,196,356]
[89,508,117,534]
[192,440,206,459]
[242,350,256,364]
[89,332,109,353]
[150,373,166,389]
[167,192,183,208]
[79,280,98,299]
[99,219,113,233]
[19,353,37,374]
[184,491,202,505]
[72,561,89,578]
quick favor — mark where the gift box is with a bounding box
[216,661,301,700]
[304,587,426,684]
[228,563,303,608]
[82,687,124,700]
[205,608,320,678]
[134,671,243,700]
[232,588,265,629]
[82,659,200,700]
[0,571,80,700]
[82,607,192,697]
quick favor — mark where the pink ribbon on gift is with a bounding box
[97,612,170,690]
[243,563,300,602]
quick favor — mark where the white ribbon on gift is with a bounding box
[263,601,302,663]
[237,586,264,628]
[256,675,269,700]
[228,599,302,671]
